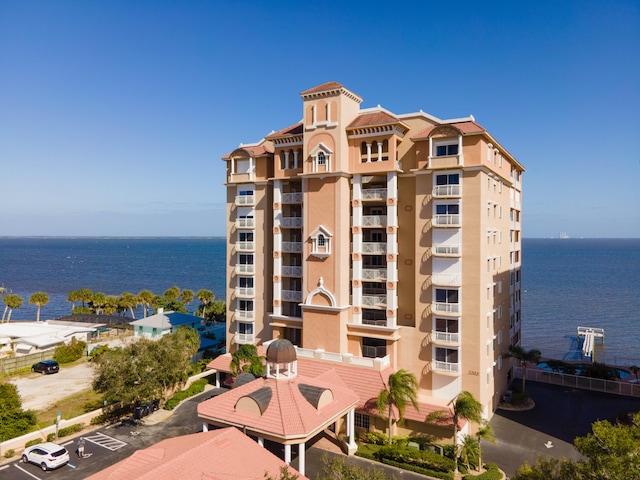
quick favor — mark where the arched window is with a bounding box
[317,234,326,247]
[317,151,326,166]
[361,142,367,155]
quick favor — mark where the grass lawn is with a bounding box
[35,388,104,430]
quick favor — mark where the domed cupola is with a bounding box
[265,338,297,379]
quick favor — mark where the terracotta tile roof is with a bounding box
[85,427,308,480]
[265,122,304,140]
[347,111,401,129]
[221,142,274,160]
[198,373,359,439]
[411,121,486,141]
[300,81,344,95]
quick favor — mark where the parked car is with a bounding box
[21,442,69,471]
[31,360,60,374]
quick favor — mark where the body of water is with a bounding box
[1,237,639,366]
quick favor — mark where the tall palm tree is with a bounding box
[376,369,419,444]
[180,289,194,310]
[164,286,180,300]
[3,294,24,322]
[459,435,480,471]
[91,292,106,315]
[119,292,137,318]
[67,289,82,312]
[196,289,214,318]
[230,344,265,377]
[476,421,496,471]
[427,390,483,475]
[137,290,154,318]
[507,345,542,392]
[78,288,93,308]
[29,291,49,321]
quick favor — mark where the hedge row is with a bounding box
[46,423,83,441]
[164,378,208,410]
[373,444,455,475]
[463,463,503,480]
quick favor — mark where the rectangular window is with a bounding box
[238,300,253,311]
[436,173,460,185]
[238,231,253,242]
[363,337,386,358]
[354,413,370,429]
[239,254,254,265]
[436,204,459,215]
[236,159,251,174]
[435,347,458,363]
[436,144,459,156]
[238,277,254,288]
[238,322,253,335]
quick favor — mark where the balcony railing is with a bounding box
[362,295,387,307]
[280,217,303,228]
[234,310,255,320]
[281,192,303,203]
[433,302,460,314]
[433,244,461,256]
[235,264,255,275]
[361,268,387,281]
[433,215,461,227]
[433,185,461,198]
[236,217,255,229]
[235,287,255,298]
[360,188,387,200]
[360,215,387,227]
[432,360,461,374]
[234,333,255,344]
[281,266,302,277]
[282,289,303,302]
[236,241,255,252]
[282,241,303,253]
[432,273,462,286]
[235,195,255,206]
[362,318,388,327]
[432,331,461,344]
[360,242,387,254]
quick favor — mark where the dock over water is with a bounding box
[577,326,604,360]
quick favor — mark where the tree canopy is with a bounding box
[29,291,50,321]
[0,383,37,441]
[377,369,419,444]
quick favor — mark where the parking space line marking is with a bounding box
[14,464,43,480]
[84,432,127,451]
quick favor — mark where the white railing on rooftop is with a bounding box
[293,347,391,371]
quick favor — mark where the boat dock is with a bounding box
[577,326,604,360]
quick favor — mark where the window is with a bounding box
[436,173,459,185]
[235,159,252,174]
[317,152,326,166]
[435,318,459,334]
[238,231,253,242]
[239,254,254,265]
[238,277,253,288]
[238,300,253,311]
[436,144,459,156]
[238,188,253,196]
[436,204,459,215]
[436,288,458,304]
[435,347,458,364]
[238,322,253,335]
[355,413,370,429]
[362,337,386,358]
[284,327,301,346]
[317,234,326,247]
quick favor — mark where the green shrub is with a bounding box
[392,435,411,446]
[512,390,529,405]
[54,338,86,364]
[164,378,208,410]
[25,438,44,448]
[4,449,15,458]
[89,344,111,361]
[47,433,56,442]
[364,431,389,445]
[464,463,502,480]
[58,423,83,438]
[374,443,455,473]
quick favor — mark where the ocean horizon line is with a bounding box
[0,235,226,239]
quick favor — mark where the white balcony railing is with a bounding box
[360,242,387,254]
[235,287,255,298]
[282,242,303,253]
[432,273,462,286]
[234,310,255,320]
[281,266,302,277]
[362,295,387,307]
[281,192,303,203]
[433,215,461,227]
[432,185,461,197]
[362,318,388,327]
[280,217,303,228]
[236,264,255,275]
[234,333,255,344]
[433,302,461,314]
[361,268,387,281]
[360,215,387,227]
[236,217,255,229]
[236,241,255,252]
[433,244,461,256]
[433,361,461,374]
[360,188,387,200]
[282,290,303,302]
[235,195,255,206]
[432,331,461,344]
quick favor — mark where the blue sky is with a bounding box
[1,0,638,238]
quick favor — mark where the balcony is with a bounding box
[432,360,461,375]
[235,264,255,275]
[362,318,388,327]
[234,310,255,320]
[433,215,461,227]
[235,195,255,206]
[433,185,461,198]
[281,266,302,277]
[236,241,255,252]
[234,333,255,344]
[432,330,461,345]
[360,188,387,201]
[282,290,303,302]
[281,192,303,203]
[282,241,303,253]
[236,217,255,229]
[361,268,387,281]
[432,273,462,286]
[432,244,461,257]
[360,215,387,227]
[359,242,387,254]
[433,302,460,315]
[235,287,255,298]
[361,295,387,307]
[280,217,303,228]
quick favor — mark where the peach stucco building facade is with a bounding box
[222,82,524,422]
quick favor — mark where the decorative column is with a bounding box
[377,141,383,162]
[284,444,291,464]
[284,151,290,169]
[293,150,299,169]
[366,143,372,163]
[458,134,464,166]
[258,437,264,447]
[347,409,358,455]
[298,442,306,475]
[202,422,209,432]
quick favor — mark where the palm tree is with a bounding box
[78,288,93,308]
[67,289,82,312]
[476,421,496,471]
[119,292,137,318]
[3,294,24,322]
[180,289,194,311]
[103,296,119,315]
[376,369,419,444]
[164,286,180,300]
[29,291,50,321]
[459,435,480,472]
[196,289,214,318]
[137,290,154,318]
[230,344,265,377]
[91,292,106,315]
[507,345,542,392]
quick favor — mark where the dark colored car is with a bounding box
[32,360,60,374]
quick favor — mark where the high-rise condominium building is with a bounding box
[222,82,524,418]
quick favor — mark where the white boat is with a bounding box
[559,232,569,239]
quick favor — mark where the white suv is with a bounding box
[22,442,70,471]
